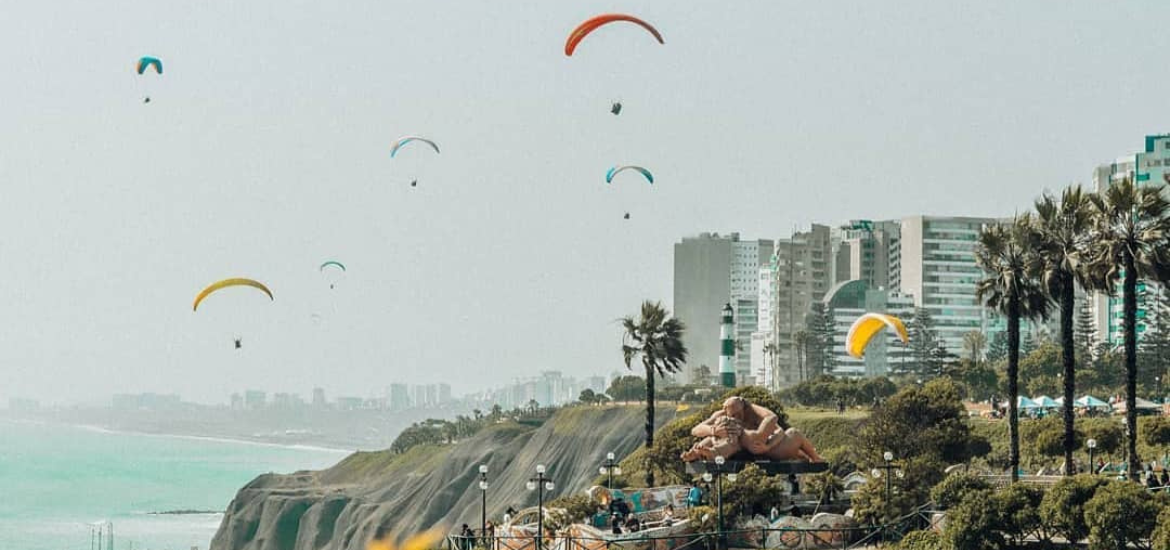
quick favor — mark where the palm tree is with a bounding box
[961,330,987,366]
[622,301,688,487]
[763,342,779,389]
[975,216,1051,483]
[1033,186,1095,476]
[793,330,809,382]
[1086,178,1170,479]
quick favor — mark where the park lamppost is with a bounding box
[1087,438,1098,474]
[599,452,622,490]
[527,465,555,550]
[702,455,738,549]
[478,465,489,545]
[1158,376,1163,403]
[870,451,904,522]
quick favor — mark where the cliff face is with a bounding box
[211,405,674,550]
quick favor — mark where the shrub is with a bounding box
[994,483,1046,545]
[805,472,844,504]
[1039,474,1111,543]
[850,456,945,525]
[1151,506,1170,550]
[719,464,789,523]
[943,490,1004,550]
[1084,481,1160,550]
[687,505,716,532]
[929,473,990,510]
[545,494,598,530]
[897,530,943,550]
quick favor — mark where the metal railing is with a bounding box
[447,510,935,550]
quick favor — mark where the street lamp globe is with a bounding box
[479,464,489,474]
[606,452,616,461]
[702,473,713,482]
[526,480,537,491]
[714,456,726,466]
[536,464,546,474]
[896,469,905,479]
[614,467,622,475]
[871,469,882,478]
[883,451,894,462]
[599,466,608,475]
[479,480,489,490]
[1087,438,1098,449]
[727,473,738,482]
[545,481,555,491]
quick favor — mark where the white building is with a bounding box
[897,216,996,355]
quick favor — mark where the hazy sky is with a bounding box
[1,0,1167,404]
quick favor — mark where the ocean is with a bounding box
[0,419,350,550]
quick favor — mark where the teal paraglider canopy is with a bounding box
[136,57,163,75]
[606,165,653,184]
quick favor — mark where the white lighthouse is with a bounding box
[719,303,736,388]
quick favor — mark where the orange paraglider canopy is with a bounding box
[565,14,664,56]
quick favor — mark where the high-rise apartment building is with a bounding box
[1091,134,1170,346]
[753,225,835,389]
[897,216,996,354]
[389,383,410,411]
[674,232,772,384]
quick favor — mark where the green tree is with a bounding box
[1084,480,1161,550]
[940,484,1001,550]
[1034,186,1096,476]
[851,455,945,524]
[805,303,836,378]
[1075,300,1098,359]
[719,463,789,523]
[858,379,985,466]
[621,301,688,487]
[606,375,645,404]
[1019,342,1061,397]
[578,388,597,405]
[958,358,999,401]
[996,483,1048,546]
[929,472,990,509]
[906,307,942,376]
[961,330,987,366]
[986,330,1009,364]
[1039,474,1111,544]
[1142,416,1170,451]
[1139,286,1170,399]
[896,531,944,550]
[1085,177,1170,479]
[805,471,844,504]
[1151,506,1170,550]
[975,216,1051,482]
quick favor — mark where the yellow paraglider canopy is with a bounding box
[192,278,274,311]
[845,313,909,359]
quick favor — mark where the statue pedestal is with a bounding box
[685,460,829,495]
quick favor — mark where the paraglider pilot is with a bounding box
[234,338,242,349]
[611,102,622,115]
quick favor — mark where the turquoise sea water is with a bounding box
[0,420,350,550]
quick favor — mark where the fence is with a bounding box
[447,508,938,550]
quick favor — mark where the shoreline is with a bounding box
[3,418,356,455]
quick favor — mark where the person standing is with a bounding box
[460,524,475,550]
[687,481,703,509]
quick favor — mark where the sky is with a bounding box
[0,0,1167,405]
